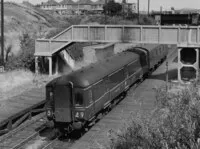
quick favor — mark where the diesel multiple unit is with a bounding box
[45,44,168,133]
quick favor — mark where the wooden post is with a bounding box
[1,0,4,67]
[105,25,107,41]
[158,26,161,44]
[197,27,199,44]
[88,26,90,41]
[178,26,181,44]
[55,56,59,75]
[178,48,182,82]
[188,29,192,44]
[48,56,52,76]
[137,0,140,24]
[140,26,143,42]
[195,48,199,81]
[122,26,125,42]
[35,56,39,75]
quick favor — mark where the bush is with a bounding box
[139,15,156,25]
[5,33,35,71]
[110,84,200,149]
[103,0,122,16]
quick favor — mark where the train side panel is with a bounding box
[138,44,168,70]
[108,68,126,100]
[92,80,109,114]
[81,58,144,121]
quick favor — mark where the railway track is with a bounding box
[0,112,74,149]
[0,113,47,149]
[0,62,161,149]
[0,47,176,149]
[0,74,154,149]
[40,137,73,149]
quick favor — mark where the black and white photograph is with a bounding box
[0,0,200,148]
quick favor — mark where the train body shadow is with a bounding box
[149,68,178,81]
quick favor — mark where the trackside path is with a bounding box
[69,47,178,149]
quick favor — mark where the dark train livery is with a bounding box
[45,44,168,133]
[154,13,200,25]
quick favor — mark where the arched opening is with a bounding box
[180,67,196,82]
[180,48,196,65]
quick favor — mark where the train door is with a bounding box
[93,80,107,113]
[54,83,73,122]
[88,89,95,119]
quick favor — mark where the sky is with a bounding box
[4,0,200,11]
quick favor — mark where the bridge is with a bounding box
[35,25,200,83]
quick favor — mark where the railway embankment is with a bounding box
[69,45,178,149]
[110,82,200,148]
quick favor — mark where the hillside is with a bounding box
[1,2,66,55]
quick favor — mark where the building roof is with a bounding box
[93,0,105,5]
[76,0,94,5]
[60,0,75,5]
[42,0,59,6]
[175,8,200,14]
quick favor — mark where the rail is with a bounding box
[35,25,200,56]
[0,113,47,149]
[0,100,46,136]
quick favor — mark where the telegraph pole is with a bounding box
[137,0,140,24]
[148,0,150,16]
[1,0,4,68]
[104,0,107,24]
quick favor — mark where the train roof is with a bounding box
[136,44,163,52]
[47,51,139,88]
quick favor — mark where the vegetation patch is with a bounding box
[109,83,200,149]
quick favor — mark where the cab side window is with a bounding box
[75,90,83,106]
[108,69,125,89]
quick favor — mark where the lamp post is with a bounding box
[1,0,4,68]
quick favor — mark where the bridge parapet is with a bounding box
[35,25,200,76]
[35,25,200,56]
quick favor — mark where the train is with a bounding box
[45,44,169,134]
[153,13,200,25]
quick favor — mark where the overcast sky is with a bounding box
[4,0,200,11]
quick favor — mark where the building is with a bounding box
[91,0,105,13]
[57,0,76,14]
[40,0,59,10]
[40,0,105,14]
[39,0,137,15]
[122,1,137,14]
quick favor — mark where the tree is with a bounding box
[103,0,122,16]
[19,33,35,71]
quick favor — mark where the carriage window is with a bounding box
[93,81,106,100]
[128,61,139,76]
[109,69,124,89]
[75,92,83,106]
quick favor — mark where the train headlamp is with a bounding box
[49,92,53,98]
[46,109,53,118]
[75,112,84,118]
[80,112,84,118]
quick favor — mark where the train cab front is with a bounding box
[46,82,73,131]
[45,81,86,133]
